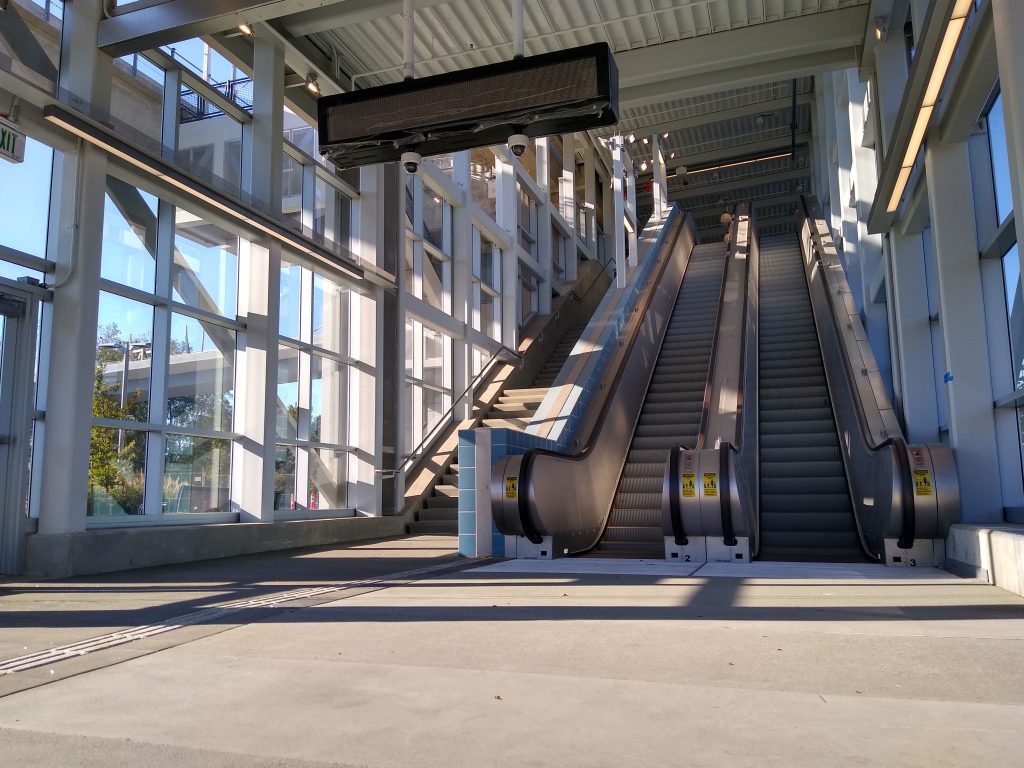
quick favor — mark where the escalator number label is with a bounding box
[703,472,718,498]
[682,473,697,498]
[913,469,933,497]
[505,477,518,499]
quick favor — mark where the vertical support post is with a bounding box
[651,134,668,220]
[582,143,597,251]
[495,154,518,350]
[924,141,1003,522]
[233,239,280,521]
[560,132,578,281]
[403,0,416,80]
[38,0,112,537]
[247,34,284,212]
[452,151,472,416]
[611,137,627,288]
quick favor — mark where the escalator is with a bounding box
[757,235,863,561]
[593,243,727,557]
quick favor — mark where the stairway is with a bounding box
[590,243,727,557]
[757,235,863,561]
[408,325,585,535]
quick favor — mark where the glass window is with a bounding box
[163,435,230,513]
[279,260,303,340]
[470,149,497,220]
[403,319,452,455]
[309,448,347,509]
[167,313,235,431]
[404,238,416,298]
[1003,244,1023,390]
[94,292,155,420]
[423,250,448,312]
[310,355,348,444]
[987,93,1014,225]
[274,445,298,511]
[88,428,146,516]
[312,273,350,355]
[172,209,239,318]
[477,235,500,291]
[0,135,53,260]
[102,177,158,292]
[112,54,166,149]
[0,0,63,94]
[518,184,538,257]
[276,345,299,440]
[423,192,449,252]
[177,78,244,193]
[282,153,303,227]
[314,178,352,248]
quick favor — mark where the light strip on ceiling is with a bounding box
[886,0,975,213]
[663,151,793,179]
[43,107,364,282]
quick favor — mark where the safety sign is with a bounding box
[505,476,518,499]
[912,469,933,497]
[703,472,718,497]
[681,473,696,498]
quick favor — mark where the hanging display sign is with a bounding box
[0,117,25,165]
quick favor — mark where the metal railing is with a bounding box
[399,343,522,476]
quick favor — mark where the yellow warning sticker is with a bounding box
[703,472,718,498]
[681,473,696,498]
[913,469,933,497]
[505,476,518,500]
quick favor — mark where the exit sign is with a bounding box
[0,118,26,164]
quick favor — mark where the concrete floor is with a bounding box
[2,537,1024,767]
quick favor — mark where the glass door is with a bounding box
[0,283,39,576]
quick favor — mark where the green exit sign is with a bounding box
[0,118,26,165]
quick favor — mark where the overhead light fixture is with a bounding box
[304,73,321,96]
[886,0,973,213]
[688,151,792,175]
[640,161,648,171]
[628,133,635,143]
[874,16,888,43]
[642,137,649,145]
[238,22,255,38]
[662,132,668,139]
[669,151,675,159]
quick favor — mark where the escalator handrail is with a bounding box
[514,208,692,541]
[666,208,742,546]
[797,196,916,551]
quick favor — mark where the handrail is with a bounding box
[797,196,915,551]
[667,210,739,549]
[400,264,606,478]
[514,211,689,544]
[400,342,521,475]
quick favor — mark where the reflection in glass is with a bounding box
[94,292,154,422]
[423,193,448,251]
[309,448,347,509]
[313,273,349,355]
[173,208,239,318]
[0,136,53,259]
[276,344,299,439]
[88,428,146,516]
[274,444,297,510]
[163,434,230,513]
[424,251,447,312]
[310,355,348,445]
[177,75,244,194]
[167,313,235,431]
[102,177,158,292]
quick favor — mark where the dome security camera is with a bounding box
[508,134,529,157]
[401,151,421,174]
